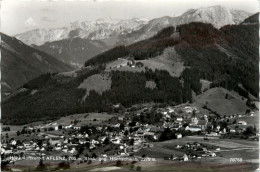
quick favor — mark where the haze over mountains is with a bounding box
[15,5,252,68]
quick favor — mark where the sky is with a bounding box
[1,0,259,36]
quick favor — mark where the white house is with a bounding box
[91,139,99,144]
[10,140,17,146]
[184,106,198,114]
[54,126,59,131]
[176,118,183,122]
[100,154,108,158]
[55,147,62,151]
[183,154,189,161]
[230,128,236,133]
[162,111,168,115]
[185,125,201,132]
[74,126,81,130]
[65,125,73,129]
[69,148,76,154]
[237,121,247,125]
[209,152,216,157]
[176,133,182,139]
[167,107,175,113]
[134,139,142,146]
[62,149,68,153]
[113,124,120,128]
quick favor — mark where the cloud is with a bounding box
[24,17,38,28]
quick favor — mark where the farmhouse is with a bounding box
[111,58,133,69]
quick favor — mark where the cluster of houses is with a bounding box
[174,142,218,160]
[153,106,209,133]
[1,104,258,166]
[157,105,257,135]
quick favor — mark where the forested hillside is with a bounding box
[175,21,259,98]
[85,15,259,99]
[2,14,258,125]
[1,33,75,97]
[2,67,201,125]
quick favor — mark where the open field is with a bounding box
[134,136,258,162]
[1,113,115,138]
[78,73,111,100]
[200,79,211,92]
[234,115,259,128]
[105,47,185,77]
[54,113,115,126]
[194,87,248,116]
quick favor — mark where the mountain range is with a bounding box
[2,11,258,125]
[16,17,149,46]
[15,5,252,68]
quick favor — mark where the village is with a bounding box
[1,103,259,170]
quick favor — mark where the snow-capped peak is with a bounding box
[15,17,149,46]
[15,5,251,46]
[193,5,234,28]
